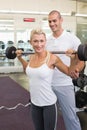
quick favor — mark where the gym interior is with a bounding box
[0,0,87,130]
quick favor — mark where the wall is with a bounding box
[0,0,87,73]
[0,0,86,33]
[0,0,78,33]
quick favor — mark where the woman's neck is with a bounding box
[35,50,47,59]
[30,50,48,67]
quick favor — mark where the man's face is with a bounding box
[48,13,62,32]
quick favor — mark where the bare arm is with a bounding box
[52,53,85,78]
[53,55,69,76]
[69,54,85,78]
[66,50,85,78]
[16,50,28,71]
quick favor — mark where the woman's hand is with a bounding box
[16,50,23,58]
[66,49,76,59]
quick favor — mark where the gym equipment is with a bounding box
[6,43,87,60]
[0,43,87,60]
[72,73,87,89]
[73,73,87,108]
[6,46,17,59]
[75,90,87,108]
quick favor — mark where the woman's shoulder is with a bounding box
[48,52,58,64]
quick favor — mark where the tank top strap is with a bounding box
[46,51,50,64]
[28,55,33,66]
[28,52,50,66]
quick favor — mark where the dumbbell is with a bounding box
[4,43,87,61]
[72,73,87,89]
[75,90,87,108]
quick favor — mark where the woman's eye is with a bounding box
[33,40,38,43]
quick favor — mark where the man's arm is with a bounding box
[69,54,85,79]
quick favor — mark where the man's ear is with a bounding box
[60,17,63,22]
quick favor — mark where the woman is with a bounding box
[16,28,78,130]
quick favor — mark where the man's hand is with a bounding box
[69,68,79,79]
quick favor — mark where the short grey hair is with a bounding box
[48,10,61,19]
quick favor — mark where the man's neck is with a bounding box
[53,29,64,38]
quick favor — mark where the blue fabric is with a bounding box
[53,85,81,130]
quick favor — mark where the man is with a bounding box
[46,10,85,130]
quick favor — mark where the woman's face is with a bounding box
[30,34,46,53]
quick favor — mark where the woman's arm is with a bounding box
[66,50,85,78]
[53,55,69,76]
[68,54,85,78]
[16,50,28,71]
[52,53,85,78]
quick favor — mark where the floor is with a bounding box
[0,72,30,91]
[0,72,87,130]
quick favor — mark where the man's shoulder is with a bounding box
[65,30,78,38]
[64,30,80,42]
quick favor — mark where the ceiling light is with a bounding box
[0,10,71,16]
[75,13,87,17]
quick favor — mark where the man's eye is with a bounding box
[40,40,44,42]
[53,20,56,22]
[49,20,56,23]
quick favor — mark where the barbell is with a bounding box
[1,43,87,61]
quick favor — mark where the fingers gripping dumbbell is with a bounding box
[3,43,87,61]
